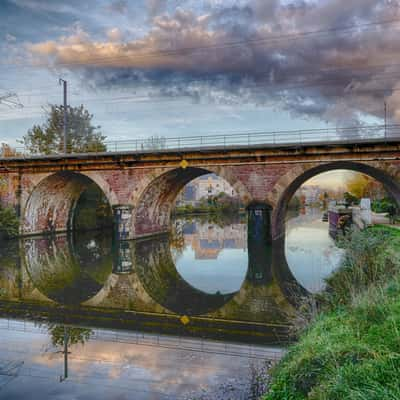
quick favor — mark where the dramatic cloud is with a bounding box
[146,0,167,18]
[106,27,123,42]
[26,0,400,128]
[108,0,128,15]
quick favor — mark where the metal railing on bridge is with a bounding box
[2,123,400,158]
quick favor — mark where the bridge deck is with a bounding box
[1,135,400,164]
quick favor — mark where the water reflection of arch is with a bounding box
[216,208,299,322]
[246,205,303,298]
[134,235,237,315]
[22,231,113,305]
[135,215,303,319]
[271,237,309,306]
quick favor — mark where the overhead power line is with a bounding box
[5,74,400,113]
[4,58,400,95]
[4,63,400,105]
[1,85,399,116]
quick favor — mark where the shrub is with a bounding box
[0,206,19,239]
[319,227,398,309]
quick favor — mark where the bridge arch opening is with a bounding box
[22,171,113,236]
[133,167,248,238]
[272,161,400,241]
[272,161,400,295]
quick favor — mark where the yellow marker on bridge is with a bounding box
[180,159,188,169]
[180,315,190,325]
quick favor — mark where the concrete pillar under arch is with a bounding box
[112,205,133,241]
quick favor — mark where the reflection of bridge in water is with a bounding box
[0,212,313,344]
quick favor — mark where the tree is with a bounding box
[319,191,329,209]
[0,205,19,239]
[0,143,19,157]
[48,324,93,347]
[19,104,106,154]
[343,191,359,206]
[345,173,372,199]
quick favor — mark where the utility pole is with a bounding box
[59,79,67,154]
[59,325,69,382]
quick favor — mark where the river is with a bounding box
[0,207,343,399]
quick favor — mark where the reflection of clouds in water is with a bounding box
[4,326,248,399]
[285,211,344,293]
[175,247,248,294]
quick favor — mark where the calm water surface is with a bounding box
[0,209,343,398]
[285,208,344,293]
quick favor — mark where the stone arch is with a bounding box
[22,171,114,236]
[271,160,400,241]
[82,171,119,206]
[133,166,251,238]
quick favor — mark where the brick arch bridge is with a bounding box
[0,139,398,240]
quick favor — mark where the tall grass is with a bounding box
[263,226,400,400]
[320,226,399,309]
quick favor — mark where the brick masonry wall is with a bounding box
[0,158,397,237]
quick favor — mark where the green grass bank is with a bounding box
[263,226,400,400]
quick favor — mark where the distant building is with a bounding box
[177,173,237,205]
[196,174,235,200]
[298,185,322,205]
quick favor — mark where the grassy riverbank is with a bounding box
[263,225,400,400]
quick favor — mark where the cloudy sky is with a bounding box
[1,0,399,146]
